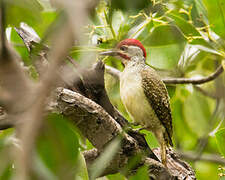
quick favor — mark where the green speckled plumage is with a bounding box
[141,65,173,146]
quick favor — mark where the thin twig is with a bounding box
[162,65,224,84]
[104,65,224,85]
[104,10,116,39]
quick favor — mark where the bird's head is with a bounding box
[100,39,146,66]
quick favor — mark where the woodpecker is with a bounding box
[100,39,173,166]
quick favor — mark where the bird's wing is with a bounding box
[141,66,173,146]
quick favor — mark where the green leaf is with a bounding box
[203,0,225,39]
[171,98,197,149]
[167,13,214,49]
[5,0,43,27]
[136,20,154,42]
[0,129,14,179]
[33,11,58,38]
[129,165,149,180]
[193,0,208,26]
[107,173,125,180]
[74,152,89,180]
[215,128,225,158]
[0,164,13,180]
[143,25,186,46]
[111,0,151,12]
[142,129,158,148]
[183,88,213,137]
[36,113,79,179]
[142,25,186,69]
[10,28,30,65]
[146,43,185,69]
[89,136,121,179]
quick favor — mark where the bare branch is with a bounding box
[104,65,224,85]
[162,65,224,84]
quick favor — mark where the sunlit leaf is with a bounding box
[202,0,225,39]
[142,129,158,149]
[74,152,89,180]
[167,12,214,49]
[171,97,197,149]
[146,43,185,69]
[143,25,186,46]
[5,0,43,27]
[183,89,213,137]
[143,25,186,69]
[215,128,225,158]
[129,165,149,180]
[107,173,126,180]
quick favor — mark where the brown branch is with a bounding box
[162,65,224,84]
[177,151,225,166]
[104,65,224,85]
[52,88,195,179]
[0,85,196,179]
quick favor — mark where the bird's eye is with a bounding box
[120,46,127,51]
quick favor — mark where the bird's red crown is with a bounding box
[116,39,147,58]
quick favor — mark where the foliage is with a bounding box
[0,0,225,179]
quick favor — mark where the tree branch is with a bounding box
[51,88,195,179]
[163,65,224,84]
[105,65,224,85]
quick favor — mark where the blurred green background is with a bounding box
[1,0,225,179]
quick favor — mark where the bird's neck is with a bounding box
[123,56,145,69]
[121,57,145,86]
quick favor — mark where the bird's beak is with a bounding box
[99,50,119,57]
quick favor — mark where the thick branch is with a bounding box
[0,86,196,179]
[51,87,195,179]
